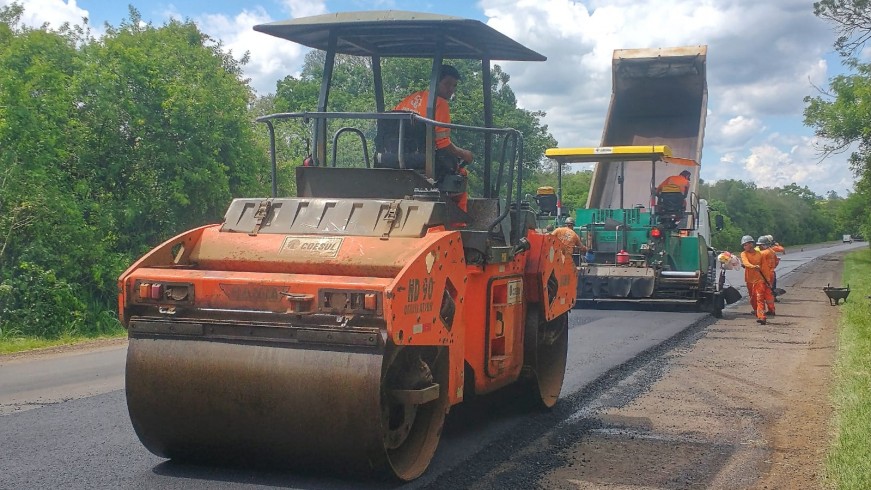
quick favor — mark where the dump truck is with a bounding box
[545,46,722,314]
[118,11,577,481]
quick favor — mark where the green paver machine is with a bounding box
[546,145,722,315]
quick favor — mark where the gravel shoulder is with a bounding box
[538,252,840,489]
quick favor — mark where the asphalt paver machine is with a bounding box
[546,145,722,316]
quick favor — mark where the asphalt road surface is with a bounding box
[0,240,863,489]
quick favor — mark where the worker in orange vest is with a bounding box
[655,170,691,226]
[656,169,691,196]
[756,235,778,315]
[394,65,472,212]
[759,235,785,301]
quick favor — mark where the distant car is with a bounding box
[843,234,853,243]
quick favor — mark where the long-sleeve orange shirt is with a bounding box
[770,243,784,266]
[760,248,778,281]
[741,248,770,284]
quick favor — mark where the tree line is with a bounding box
[700,180,861,251]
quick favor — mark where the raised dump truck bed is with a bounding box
[587,46,707,210]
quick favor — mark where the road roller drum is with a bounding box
[126,333,448,479]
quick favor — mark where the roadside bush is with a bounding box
[0,262,86,338]
[86,299,125,336]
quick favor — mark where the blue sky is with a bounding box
[3,0,865,197]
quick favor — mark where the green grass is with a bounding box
[0,330,125,355]
[0,298,126,355]
[827,247,871,489]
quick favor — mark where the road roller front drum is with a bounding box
[125,333,449,481]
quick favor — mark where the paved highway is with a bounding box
[0,240,863,488]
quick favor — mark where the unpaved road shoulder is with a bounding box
[0,338,127,415]
[538,251,841,489]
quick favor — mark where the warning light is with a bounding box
[650,228,662,238]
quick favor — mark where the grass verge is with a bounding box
[827,247,871,489]
[0,330,125,355]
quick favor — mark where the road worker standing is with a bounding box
[757,236,777,316]
[740,235,772,325]
[760,235,785,300]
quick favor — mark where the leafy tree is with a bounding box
[701,180,773,239]
[813,0,871,57]
[700,180,839,249]
[806,0,871,240]
[704,199,743,251]
[0,5,106,336]
[803,63,871,182]
[0,5,271,338]
[74,8,265,253]
[524,165,591,215]
[837,186,871,237]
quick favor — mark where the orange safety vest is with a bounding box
[394,90,451,150]
[656,175,690,195]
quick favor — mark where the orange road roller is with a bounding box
[118,11,577,481]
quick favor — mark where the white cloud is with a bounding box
[0,0,89,29]
[1,0,326,95]
[281,0,327,18]
[717,115,765,149]
[183,1,328,94]
[196,8,310,95]
[729,139,851,194]
[480,0,852,194]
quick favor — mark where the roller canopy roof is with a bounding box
[254,10,546,61]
